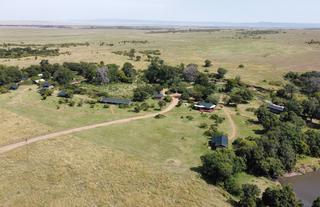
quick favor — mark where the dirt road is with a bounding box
[218,95,237,140]
[0,97,179,154]
[222,106,237,140]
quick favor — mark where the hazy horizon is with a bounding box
[1,0,320,24]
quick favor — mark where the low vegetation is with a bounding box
[0,47,60,58]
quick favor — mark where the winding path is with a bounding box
[219,95,238,140]
[0,96,179,155]
[222,106,237,140]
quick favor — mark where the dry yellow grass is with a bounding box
[0,136,230,207]
[0,28,319,88]
[0,108,51,146]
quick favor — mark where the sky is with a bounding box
[1,0,320,23]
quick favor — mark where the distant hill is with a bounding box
[1,19,320,29]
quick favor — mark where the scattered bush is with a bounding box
[154,114,166,119]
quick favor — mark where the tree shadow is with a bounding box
[247,118,260,125]
[306,122,320,130]
[190,166,238,207]
[254,129,265,135]
[190,166,216,185]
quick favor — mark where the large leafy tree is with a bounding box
[262,186,302,207]
[313,197,320,207]
[200,149,245,183]
[95,67,109,85]
[53,66,74,85]
[238,184,261,207]
[183,64,199,82]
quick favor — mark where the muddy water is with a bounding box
[279,171,320,207]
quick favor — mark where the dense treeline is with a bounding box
[231,71,320,179]
[306,39,320,45]
[1,42,90,48]
[0,65,22,85]
[0,47,60,58]
[199,70,320,200]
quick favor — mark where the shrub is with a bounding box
[154,114,166,119]
[186,115,194,121]
[164,95,172,103]
[199,123,208,128]
[200,149,245,183]
[176,100,183,107]
[204,59,212,67]
[68,100,76,107]
[224,177,242,196]
[77,100,83,107]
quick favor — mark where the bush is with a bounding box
[176,100,183,107]
[262,186,302,207]
[140,102,150,111]
[154,114,166,119]
[186,115,194,121]
[164,95,172,103]
[200,149,245,183]
[204,59,212,67]
[217,68,228,79]
[199,123,208,128]
[224,177,242,196]
[313,197,320,207]
[206,94,219,105]
[238,184,261,207]
[68,100,76,107]
[158,100,167,109]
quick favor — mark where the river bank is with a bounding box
[279,171,320,207]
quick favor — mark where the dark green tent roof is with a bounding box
[212,136,228,147]
[100,97,132,105]
[195,101,216,109]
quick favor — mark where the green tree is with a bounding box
[262,186,302,207]
[204,59,212,67]
[206,94,219,105]
[255,106,280,130]
[305,130,320,157]
[195,73,209,86]
[303,98,320,122]
[158,100,166,109]
[53,66,74,85]
[200,149,245,183]
[183,64,199,82]
[133,86,154,102]
[128,49,136,59]
[312,197,320,207]
[238,184,261,207]
[217,68,228,79]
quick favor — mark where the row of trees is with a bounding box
[22,60,137,86]
[0,47,60,58]
[0,65,22,86]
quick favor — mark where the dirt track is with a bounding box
[222,106,237,140]
[0,97,179,154]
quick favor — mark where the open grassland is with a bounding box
[0,85,279,205]
[0,85,159,145]
[0,136,230,207]
[0,28,320,88]
[75,104,214,168]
